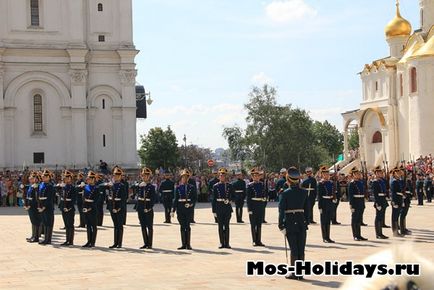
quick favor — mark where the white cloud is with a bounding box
[251,72,274,85]
[265,0,317,23]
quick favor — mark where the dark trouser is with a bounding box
[216,207,232,247]
[235,201,244,222]
[320,206,332,240]
[249,202,265,244]
[417,192,424,205]
[286,230,307,265]
[77,203,85,227]
[391,205,402,235]
[28,207,41,241]
[97,201,104,226]
[211,200,217,222]
[307,197,316,223]
[427,190,432,202]
[351,207,364,238]
[138,210,154,247]
[375,206,386,236]
[400,201,411,234]
[110,211,124,247]
[84,211,97,246]
[177,208,193,247]
[163,201,172,222]
[62,210,75,244]
[382,206,388,226]
[331,199,339,223]
[41,209,54,244]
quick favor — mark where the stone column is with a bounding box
[358,127,365,163]
[0,69,4,168]
[381,128,389,164]
[343,128,349,161]
[119,69,138,168]
[69,69,88,168]
[87,108,96,167]
[4,108,16,168]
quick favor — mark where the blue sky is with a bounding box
[133,0,420,150]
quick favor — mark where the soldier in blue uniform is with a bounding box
[390,167,404,237]
[317,166,335,243]
[330,171,342,225]
[159,171,174,223]
[371,166,389,239]
[212,168,234,249]
[416,173,424,206]
[137,167,157,249]
[301,167,317,225]
[231,170,246,223]
[121,172,129,225]
[424,174,432,203]
[208,170,219,223]
[107,167,128,249]
[37,170,55,245]
[172,169,197,250]
[348,167,368,241]
[275,168,287,202]
[24,172,41,243]
[76,172,86,228]
[400,167,412,236]
[59,170,77,246]
[278,167,308,280]
[82,171,99,247]
[247,168,268,247]
[95,173,105,227]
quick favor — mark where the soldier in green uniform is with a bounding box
[107,167,128,249]
[212,168,234,248]
[59,170,77,246]
[172,169,197,250]
[137,167,157,249]
[37,170,55,245]
[159,171,175,223]
[231,170,246,223]
[278,167,308,280]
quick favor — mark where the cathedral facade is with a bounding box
[342,0,434,169]
[0,0,139,169]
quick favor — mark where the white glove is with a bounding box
[351,208,355,213]
[60,183,66,188]
[80,182,85,187]
[20,184,24,189]
[108,182,113,187]
[213,213,217,218]
[376,206,382,211]
[319,209,323,214]
[248,211,253,215]
[280,228,287,236]
[32,184,38,189]
[139,182,146,187]
[171,211,175,218]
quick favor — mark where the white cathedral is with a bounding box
[342,0,434,169]
[0,0,139,170]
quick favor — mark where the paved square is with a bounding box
[0,201,433,289]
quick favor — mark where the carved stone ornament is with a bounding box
[69,70,88,85]
[119,70,137,86]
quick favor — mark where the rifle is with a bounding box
[360,160,369,199]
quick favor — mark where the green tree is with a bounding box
[348,128,359,150]
[138,126,180,170]
[312,120,344,157]
[180,144,212,173]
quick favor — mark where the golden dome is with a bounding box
[385,2,412,38]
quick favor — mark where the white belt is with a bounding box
[285,209,304,214]
[235,190,244,193]
[28,198,33,200]
[322,196,333,199]
[114,198,121,201]
[405,191,411,194]
[304,188,315,191]
[65,198,72,201]
[378,193,386,197]
[353,195,365,198]
[216,199,229,202]
[178,199,191,202]
[397,192,404,196]
[251,198,266,201]
[162,190,173,193]
[39,197,47,200]
[138,198,145,201]
[85,199,94,202]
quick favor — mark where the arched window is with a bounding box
[372,131,382,144]
[102,99,105,109]
[375,81,378,92]
[98,3,103,12]
[103,134,106,147]
[410,67,417,93]
[33,94,43,132]
[30,0,40,26]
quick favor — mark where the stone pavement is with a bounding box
[0,201,433,289]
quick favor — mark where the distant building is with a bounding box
[0,0,138,169]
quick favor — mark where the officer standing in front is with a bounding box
[400,166,412,236]
[137,167,157,249]
[24,172,41,243]
[37,170,55,245]
[82,171,99,248]
[390,167,404,237]
[231,170,246,223]
[212,168,234,249]
[108,167,127,249]
[301,167,317,225]
[317,166,335,243]
[371,166,388,239]
[348,167,368,241]
[172,169,197,250]
[59,170,77,246]
[247,168,268,247]
[278,167,308,280]
[159,171,175,223]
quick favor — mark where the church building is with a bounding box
[0,0,139,170]
[342,0,434,169]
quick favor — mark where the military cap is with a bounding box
[180,169,191,177]
[286,167,301,183]
[87,171,96,179]
[30,171,40,180]
[350,167,360,174]
[399,165,405,171]
[235,170,242,175]
[250,168,260,175]
[319,165,329,173]
[63,170,73,178]
[305,167,313,173]
[390,167,399,174]
[77,172,84,179]
[113,167,124,176]
[373,166,383,173]
[141,167,152,176]
[218,167,228,175]
[42,169,52,177]
[280,168,287,174]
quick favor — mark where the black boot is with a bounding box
[140,228,148,249]
[27,225,35,242]
[403,219,412,235]
[61,228,69,246]
[218,226,224,249]
[351,223,358,240]
[39,226,48,245]
[117,227,123,248]
[69,227,75,245]
[147,228,153,249]
[358,223,367,240]
[90,228,97,247]
[186,229,192,250]
[256,225,265,246]
[392,221,402,237]
[326,224,335,243]
[286,255,298,280]
[82,227,91,247]
[225,226,231,248]
[109,228,118,248]
[178,229,186,250]
[29,225,40,243]
[399,219,406,236]
[251,226,257,246]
